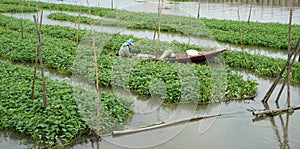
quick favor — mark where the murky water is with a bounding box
[64,69,300,149]
[1,0,300,149]
[33,0,300,24]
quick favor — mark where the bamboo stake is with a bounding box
[112,113,222,137]
[237,9,243,50]
[153,0,161,40]
[87,0,101,136]
[31,30,40,100]
[39,9,43,30]
[255,21,258,44]
[247,5,252,23]
[33,15,48,108]
[262,37,300,103]
[156,0,164,58]
[286,4,293,107]
[275,44,299,103]
[20,19,24,39]
[74,1,77,28]
[76,2,81,48]
[197,0,201,19]
[20,0,24,39]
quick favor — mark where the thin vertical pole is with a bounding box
[39,9,43,30]
[237,9,243,50]
[87,0,101,136]
[153,0,161,40]
[197,0,201,19]
[33,15,48,108]
[247,5,252,23]
[156,0,164,57]
[20,0,24,39]
[286,5,293,107]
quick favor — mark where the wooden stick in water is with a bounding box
[237,9,243,50]
[197,0,201,19]
[286,5,293,107]
[252,105,300,117]
[262,37,300,103]
[112,113,223,137]
[247,5,252,23]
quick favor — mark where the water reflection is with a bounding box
[252,103,291,149]
[193,0,300,7]
[32,0,300,24]
[0,130,37,148]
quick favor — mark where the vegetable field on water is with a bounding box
[4,0,300,147]
[0,60,133,147]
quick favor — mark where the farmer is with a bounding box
[118,38,134,57]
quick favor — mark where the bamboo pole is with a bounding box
[255,21,258,44]
[20,0,24,39]
[112,113,222,137]
[39,9,43,30]
[237,9,243,50]
[153,0,161,40]
[275,44,299,103]
[33,15,48,108]
[87,0,101,136]
[252,105,300,117]
[31,30,40,100]
[247,5,252,23]
[197,0,201,19]
[156,0,164,58]
[76,3,81,48]
[286,4,293,107]
[262,37,300,103]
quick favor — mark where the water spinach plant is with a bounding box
[0,60,133,147]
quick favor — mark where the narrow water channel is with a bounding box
[4,10,290,59]
[33,0,300,24]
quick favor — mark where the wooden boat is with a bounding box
[137,48,227,63]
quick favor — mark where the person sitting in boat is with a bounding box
[118,38,134,57]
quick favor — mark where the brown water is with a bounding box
[1,0,300,149]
